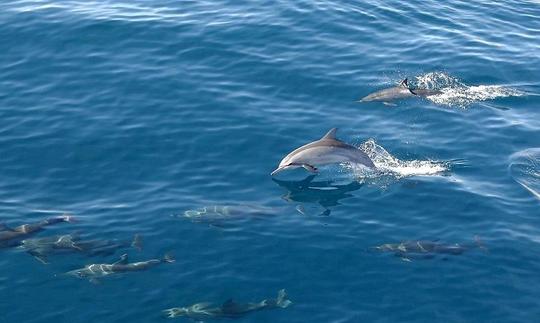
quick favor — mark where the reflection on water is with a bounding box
[272,175,362,216]
[509,148,540,200]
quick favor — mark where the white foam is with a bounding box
[428,85,525,108]
[413,72,525,108]
[345,139,448,180]
[510,149,540,200]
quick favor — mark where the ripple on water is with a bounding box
[509,148,540,200]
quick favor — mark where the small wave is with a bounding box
[8,0,260,25]
[344,139,448,180]
[509,148,540,200]
[413,72,525,108]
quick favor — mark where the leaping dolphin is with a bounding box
[359,78,441,105]
[65,253,174,283]
[163,289,291,320]
[271,128,375,176]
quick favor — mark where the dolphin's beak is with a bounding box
[271,167,284,176]
[358,95,372,102]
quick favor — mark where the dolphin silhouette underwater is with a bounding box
[163,289,291,320]
[359,78,442,106]
[182,205,278,223]
[20,233,142,264]
[271,128,375,176]
[371,237,486,262]
[65,253,174,283]
[0,215,74,248]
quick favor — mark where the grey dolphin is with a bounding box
[183,205,277,223]
[163,289,291,320]
[0,215,74,248]
[271,128,375,176]
[65,253,174,283]
[371,237,487,262]
[359,78,441,105]
[181,205,309,228]
[20,233,142,264]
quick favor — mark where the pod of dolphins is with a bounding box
[1,77,490,321]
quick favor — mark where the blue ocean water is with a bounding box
[0,0,539,322]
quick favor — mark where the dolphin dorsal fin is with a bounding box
[0,223,11,231]
[321,128,338,140]
[222,299,238,312]
[400,78,408,88]
[114,254,129,265]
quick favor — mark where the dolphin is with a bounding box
[370,237,487,262]
[359,78,441,105]
[65,253,174,283]
[20,233,142,264]
[271,128,375,176]
[0,215,74,248]
[163,289,291,321]
[183,205,277,223]
[181,205,309,228]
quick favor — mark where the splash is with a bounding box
[509,149,540,200]
[412,72,525,108]
[345,139,448,180]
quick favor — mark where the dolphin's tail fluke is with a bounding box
[162,307,186,318]
[162,253,175,263]
[276,289,292,308]
[131,234,142,251]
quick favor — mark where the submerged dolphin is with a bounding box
[371,237,486,262]
[20,233,142,264]
[183,205,277,223]
[359,78,441,105]
[163,289,291,320]
[0,215,74,248]
[271,128,375,176]
[65,253,174,283]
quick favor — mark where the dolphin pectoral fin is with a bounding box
[401,257,412,262]
[89,277,101,285]
[301,164,318,173]
[29,251,49,265]
[319,209,331,216]
[383,102,397,107]
[295,205,306,215]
